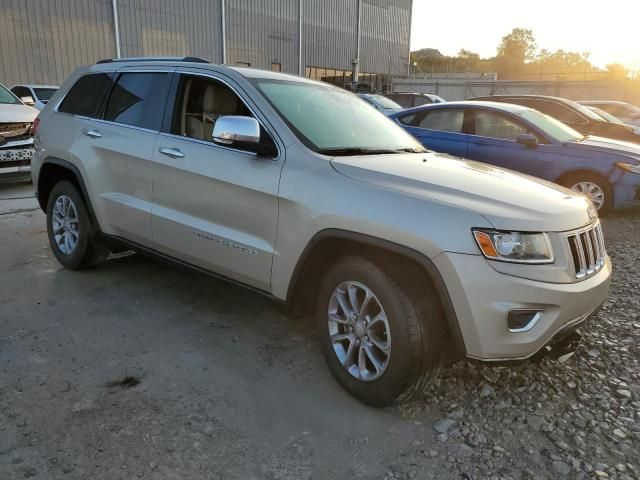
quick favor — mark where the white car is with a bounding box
[0,83,38,179]
[10,84,58,111]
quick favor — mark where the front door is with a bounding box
[466,109,556,180]
[150,72,283,291]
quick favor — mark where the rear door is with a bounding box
[397,107,468,157]
[67,69,173,244]
[466,108,556,178]
[149,71,284,291]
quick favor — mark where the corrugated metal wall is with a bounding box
[226,0,298,72]
[0,0,412,86]
[303,0,358,73]
[0,0,116,86]
[116,0,223,62]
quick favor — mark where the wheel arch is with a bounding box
[555,169,615,200]
[36,157,100,229]
[285,229,467,355]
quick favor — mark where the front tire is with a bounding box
[316,256,443,407]
[46,180,109,269]
[560,172,613,216]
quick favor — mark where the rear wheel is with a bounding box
[46,180,109,269]
[315,256,443,407]
[560,172,613,215]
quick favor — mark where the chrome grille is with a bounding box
[567,223,606,279]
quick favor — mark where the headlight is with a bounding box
[616,162,640,174]
[473,230,554,264]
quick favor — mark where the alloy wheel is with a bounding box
[570,181,605,210]
[52,194,80,255]
[327,281,391,381]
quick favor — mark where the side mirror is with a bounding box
[516,133,539,148]
[20,96,35,106]
[212,116,276,157]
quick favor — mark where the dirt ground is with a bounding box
[1,181,638,480]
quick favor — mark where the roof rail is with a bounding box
[96,56,209,64]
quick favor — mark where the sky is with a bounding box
[410,0,640,70]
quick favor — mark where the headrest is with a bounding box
[203,84,238,114]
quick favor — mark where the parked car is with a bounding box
[0,82,38,179]
[390,101,640,214]
[469,95,640,145]
[579,101,640,127]
[357,93,403,114]
[10,84,58,110]
[32,58,611,406]
[385,92,446,108]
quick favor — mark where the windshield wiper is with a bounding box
[318,147,424,156]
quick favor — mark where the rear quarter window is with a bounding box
[58,73,116,118]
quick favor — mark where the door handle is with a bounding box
[159,147,185,159]
[83,129,102,138]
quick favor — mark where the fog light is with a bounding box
[507,310,543,333]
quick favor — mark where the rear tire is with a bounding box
[315,256,443,407]
[46,180,109,269]
[560,172,613,216]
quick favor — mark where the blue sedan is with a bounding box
[389,101,640,214]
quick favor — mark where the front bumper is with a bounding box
[0,139,34,178]
[434,252,611,360]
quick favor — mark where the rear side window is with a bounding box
[58,73,115,118]
[104,73,171,130]
[413,109,465,133]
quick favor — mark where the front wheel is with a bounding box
[560,172,613,216]
[315,256,443,407]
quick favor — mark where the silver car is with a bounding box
[31,58,611,406]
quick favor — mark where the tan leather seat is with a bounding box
[186,84,240,141]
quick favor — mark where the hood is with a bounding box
[565,135,640,160]
[0,103,39,123]
[331,152,594,232]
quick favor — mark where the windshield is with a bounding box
[361,94,402,110]
[587,106,624,125]
[566,99,605,121]
[34,88,57,101]
[519,109,584,142]
[0,84,19,105]
[252,79,425,154]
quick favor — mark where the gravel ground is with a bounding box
[1,182,639,479]
[395,211,640,480]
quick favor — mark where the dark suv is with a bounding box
[469,95,640,145]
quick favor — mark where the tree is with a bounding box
[606,63,629,79]
[494,28,537,78]
[497,28,537,63]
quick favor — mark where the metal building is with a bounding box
[0,0,413,89]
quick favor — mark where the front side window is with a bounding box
[58,73,115,117]
[252,79,424,154]
[104,73,171,130]
[474,110,529,140]
[529,100,587,124]
[170,75,251,142]
[418,109,465,133]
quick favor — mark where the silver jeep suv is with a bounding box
[32,58,611,406]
